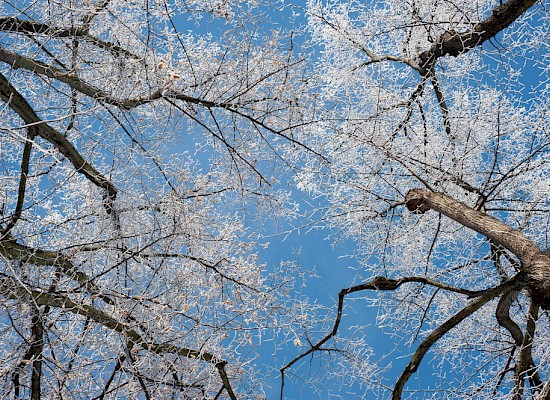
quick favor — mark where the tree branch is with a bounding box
[0,71,117,213]
[496,288,523,345]
[1,128,34,236]
[405,189,539,260]
[512,300,541,399]
[280,274,501,399]
[0,276,238,399]
[29,306,44,400]
[0,237,89,284]
[0,17,138,58]
[405,188,550,308]
[417,0,537,71]
[392,275,524,399]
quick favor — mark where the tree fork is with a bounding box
[417,0,537,72]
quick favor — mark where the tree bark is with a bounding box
[417,0,537,71]
[405,188,550,308]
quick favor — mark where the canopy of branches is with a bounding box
[0,0,549,399]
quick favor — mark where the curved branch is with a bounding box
[0,47,257,110]
[496,289,523,345]
[0,71,117,213]
[280,274,500,399]
[417,0,537,71]
[392,275,524,399]
[0,46,129,106]
[0,46,326,168]
[344,275,488,297]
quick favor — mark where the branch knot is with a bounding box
[405,188,430,214]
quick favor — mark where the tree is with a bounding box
[281,0,550,398]
[1,0,550,399]
[0,1,314,398]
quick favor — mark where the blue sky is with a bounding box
[1,0,545,398]
[168,4,456,398]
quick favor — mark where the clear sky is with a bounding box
[170,4,453,398]
[2,0,544,398]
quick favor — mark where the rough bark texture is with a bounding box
[405,188,550,309]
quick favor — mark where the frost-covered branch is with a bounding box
[417,0,537,71]
[0,275,238,399]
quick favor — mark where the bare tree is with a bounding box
[281,0,550,398]
[3,0,550,399]
[0,1,313,398]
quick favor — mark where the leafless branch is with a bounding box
[417,0,537,71]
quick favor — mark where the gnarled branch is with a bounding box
[417,0,537,71]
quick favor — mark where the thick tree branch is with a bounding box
[0,46,211,110]
[0,46,126,104]
[0,237,124,311]
[494,288,542,392]
[0,46,256,111]
[0,238,89,283]
[405,188,550,308]
[0,71,117,213]
[417,0,537,71]
[405,189,539,260]
[0,16,88,37]
[0,17,138,58]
